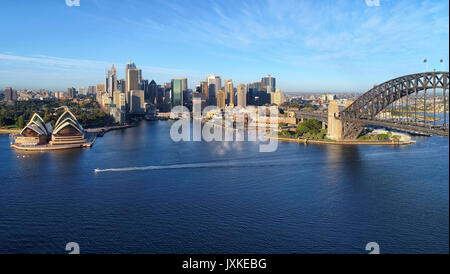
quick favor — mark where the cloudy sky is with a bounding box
[0,0,448,92]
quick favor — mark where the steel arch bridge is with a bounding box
[339,72,449,139]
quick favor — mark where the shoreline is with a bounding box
[0,129,21,134]
[267,136,416,146]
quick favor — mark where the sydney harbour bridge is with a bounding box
[292,71,449,139]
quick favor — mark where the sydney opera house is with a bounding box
[12,110,91,150]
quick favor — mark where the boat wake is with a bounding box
[93,157,303,174]
[94,162,240,173]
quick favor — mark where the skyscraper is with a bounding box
[216,90,226,110]
[127,68,140,110]
[262,75,276,93]
[156,85,165,111]
[116,79,125,93]
[237,84,246,108]
[200,81,208,100]
[145,80,157,104]
[106,64,117,96]
[125,62,137,105]
[225,79,234,106]
[130,90,145,114]
[206,74,221,105]
[171,78,187,108]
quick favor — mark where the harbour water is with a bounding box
[0,121,448,253]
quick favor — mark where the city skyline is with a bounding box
[0,0,449,92]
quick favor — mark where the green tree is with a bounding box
[377,134,389,141]
[296,119,322,136]
[16,115,25,129]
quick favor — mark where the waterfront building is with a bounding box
[49,110,86,145]
[237,84,246,108]
[111,106,125,124]
[130,90,145,114]
[217,90,226,110]
[15,113,52,145]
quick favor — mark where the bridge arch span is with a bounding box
[339,72,449,139]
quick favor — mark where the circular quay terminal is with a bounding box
[0,0,448,272]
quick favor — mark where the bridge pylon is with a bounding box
[327,101,343,140]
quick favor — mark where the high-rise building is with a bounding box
[216,90,226,110]
[88,86,96,95]
[106,64,117,96]
[262,75,276,93]
[127,69,140,92]
[55,91,65,99]
[67,87,76,98]
[3,87,15,101]
[113,90,122,108]
[119,93,127,111]
[200,81,208,100]
[171,78,187,108]
[125,62,136,86]
[237,84,246,108]
[156,85,165,111]
[206,74,221,105]
[274,89,285,105]
[117,79,126,93]
[130,90,145,114]
[96,84,105,93]
[125,62,137,104]
[140,79,149,96]
[147,80,158,104]
[224,79,234,106]
[137,69,143,83]
[78,87,87,96]
[127,68,140,110]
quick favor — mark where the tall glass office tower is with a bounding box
[262,75,276,93]
[171,78,187,108]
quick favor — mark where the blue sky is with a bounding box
[0,0,448,92]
